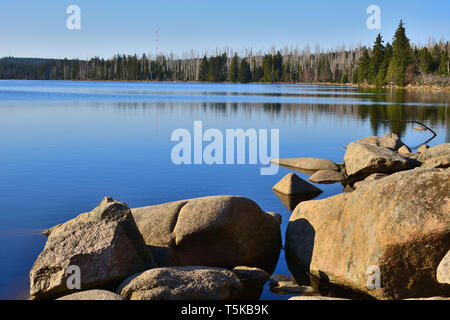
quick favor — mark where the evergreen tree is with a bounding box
[356,47,370,83]
[273,51,283,82]
[198,55,209,81]
[387,20,412,86]
[238,59,251,83]
[368,34,385,83]
[262,54,273,82]
[228,53,239,82]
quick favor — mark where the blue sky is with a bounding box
[0,0,449,59]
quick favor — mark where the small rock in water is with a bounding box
[232,266,270,300]
[398,145,412,155]
[269,274,316,296]
[308,170,345,184]
[270,158,339,172]
[273,173,323,197]
[414,126,427,132]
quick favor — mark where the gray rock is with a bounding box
[132,196,281,274]
[30,197,155,300]
[308,170,345,184]
[116,267,243,300]
[57,290,125,300]
[437,250,450,285]
[355,133,405,150]
[270,158,339,172]
[232,266,270,300]
[344,142,412,182]
[273,173,323,197]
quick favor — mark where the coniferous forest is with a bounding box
[0,21,448,87]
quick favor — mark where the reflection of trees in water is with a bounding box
[109,88,449,140]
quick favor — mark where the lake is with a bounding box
[0,80,448,300]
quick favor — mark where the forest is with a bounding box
[0,21,448,87]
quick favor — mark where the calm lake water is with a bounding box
[0,80,448,300]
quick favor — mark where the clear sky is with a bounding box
[0,0,449,59]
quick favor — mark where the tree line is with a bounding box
[0,20,448,86]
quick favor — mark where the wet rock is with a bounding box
[132,196,281,274]
[116,267,243,300]
[308,170,345,184]
[30,197,155,300]
[270,158,339,172]
[286,168,450,299]
[57,290,125,300]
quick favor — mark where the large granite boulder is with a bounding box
[57,289,125,300]
[418,143,450,169]
[30,197,155,300]
[308,170,345,184]
[116,266,243,300]
[286,168,450,299]
[344,142,412,183]
[354,133,405,151]
[131,196,281,273]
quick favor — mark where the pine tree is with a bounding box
[262,54,273,82]
[238,59,251,83]
[198,55,209,81]
[387,20,412,86]
[356,47,370,83]
[228,53,239,82]
[368,34,385,84]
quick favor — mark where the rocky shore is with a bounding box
[29,135,449,300]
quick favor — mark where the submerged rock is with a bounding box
[271,158,339,172]
[30,197,155,300]
[308,170,345,184]
[286,168,450,299]
[57,290,125,300]
[132,195,281,274]
[273,173,323,197]
[116,267,243,300]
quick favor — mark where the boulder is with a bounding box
[266,212,282,225]
[116,267,243,300]
[344,142,412,183]
[355,133,404,150]
[417,144,429,154]
[269,274,316,295]
[437,250,450,285]
[286,168,450,299]
[232,266,270,300]
[418,143,450,163]
[56,290,125,300]
[353,173,388,190]
[131,196,281,273]
[308,170,345,184]
[30,197,155,300]
[398,145,412,155]
[270,158,339,172]
[273,173,323,197]
[422,156,450,169]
